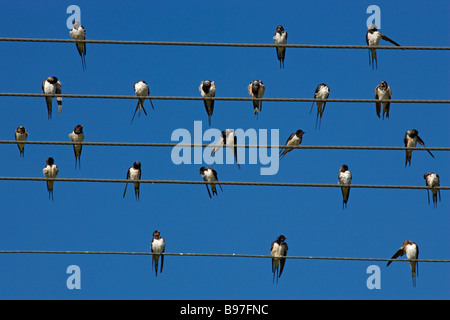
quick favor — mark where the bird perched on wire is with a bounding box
[279,130,305,159]
[199,167,223,198]
[132,80,154,124]
[366,24,401,69]
[42,76,62,119]
[424,172,441,208]
[273,25,287,68]
[69,20,87,71]
[338,164,352,209]
[403,129,434,167]
[210,129,241,169]
[123,161,142,201]
[374,81,392,119]
[151,230,165,277]
[310,83,330,129]
[199,80,216,126]
[14,126,28,157]
[43,157,59,200]
[271,235,288,283]
[248,80,265,119]
[386,240,419,287]
[69,125,85,169]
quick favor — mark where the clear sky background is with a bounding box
[0,0,448,300]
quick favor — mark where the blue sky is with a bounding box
[0,0,448,300]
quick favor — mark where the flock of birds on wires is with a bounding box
[8,20,445,284]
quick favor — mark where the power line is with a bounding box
[0,93,449,104]
[1,140,449,152]
[0,250,447,263]
[0,177,448,190]
[0,37,449,50]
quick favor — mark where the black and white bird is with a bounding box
[248,80,265,119]
[43,157,59,200]
[123,161,142,201]
[374,81,392,119]
[132,80,154,123]
[338,164,352,209]
[42,77,62,119]
[366,24,401,69]
[424,172,441,208]
[14,126,28,157]
[69,125,84,169]
[387,240,419,288]
[279,130,305,159]
[69,20,86,71]
[151,230,165,277]
[199,80,216,126]
[199,167,223,198]
[273,25,287,68]
[210,129,240,169]
[403,129,434,167]
[271,235,288,283]
[310,84,330,129]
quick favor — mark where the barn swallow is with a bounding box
[271,235,288,283]
[210,129,240,169]
[123,161,142,201]
[248,80,265,119]
[69,20,86,70]
[42,157,59,200]
[404,129,434,167]
[424,172,441,208]
[279,130,305,159]
[366,24,401,69]
[387,240,419,287]
[338,164,352,209]
[374,81,391,119]
[310,84,330,129]
[14,126,28,157]
[69,125,84,169]
[151,230,165,277]
[273,25,287,68]
[199,167,223,198]
[132,80,154,124]
[199,80,216,126]
[42,76,62,119]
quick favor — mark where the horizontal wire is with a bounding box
[1,140,449,151]
[0,250,446,263]
[0,93,449,103]
[0,177,448,190]
[0,37,449,50]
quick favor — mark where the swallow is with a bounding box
[424,172,441,208]
[151,230,165,277]
[199,80,216,126]
[123,161,142,201]
[69,125,84,169]
[248,80,265,119]
[338,165,352,209]
[14,126,28,157]
[42,76,62,119]
[279,130,305,159]
[271,235,288,283]
[366,24,401,69]
[374,81,391,119]
[199,167,223,198]
[210,129,240,169]
[310,84,330,129]
[131,80,154,124]
[404,129,434,167]
[42,157,59,200]
[387,240,419,287]
[273,25,287,68]
[69,20,86,71]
